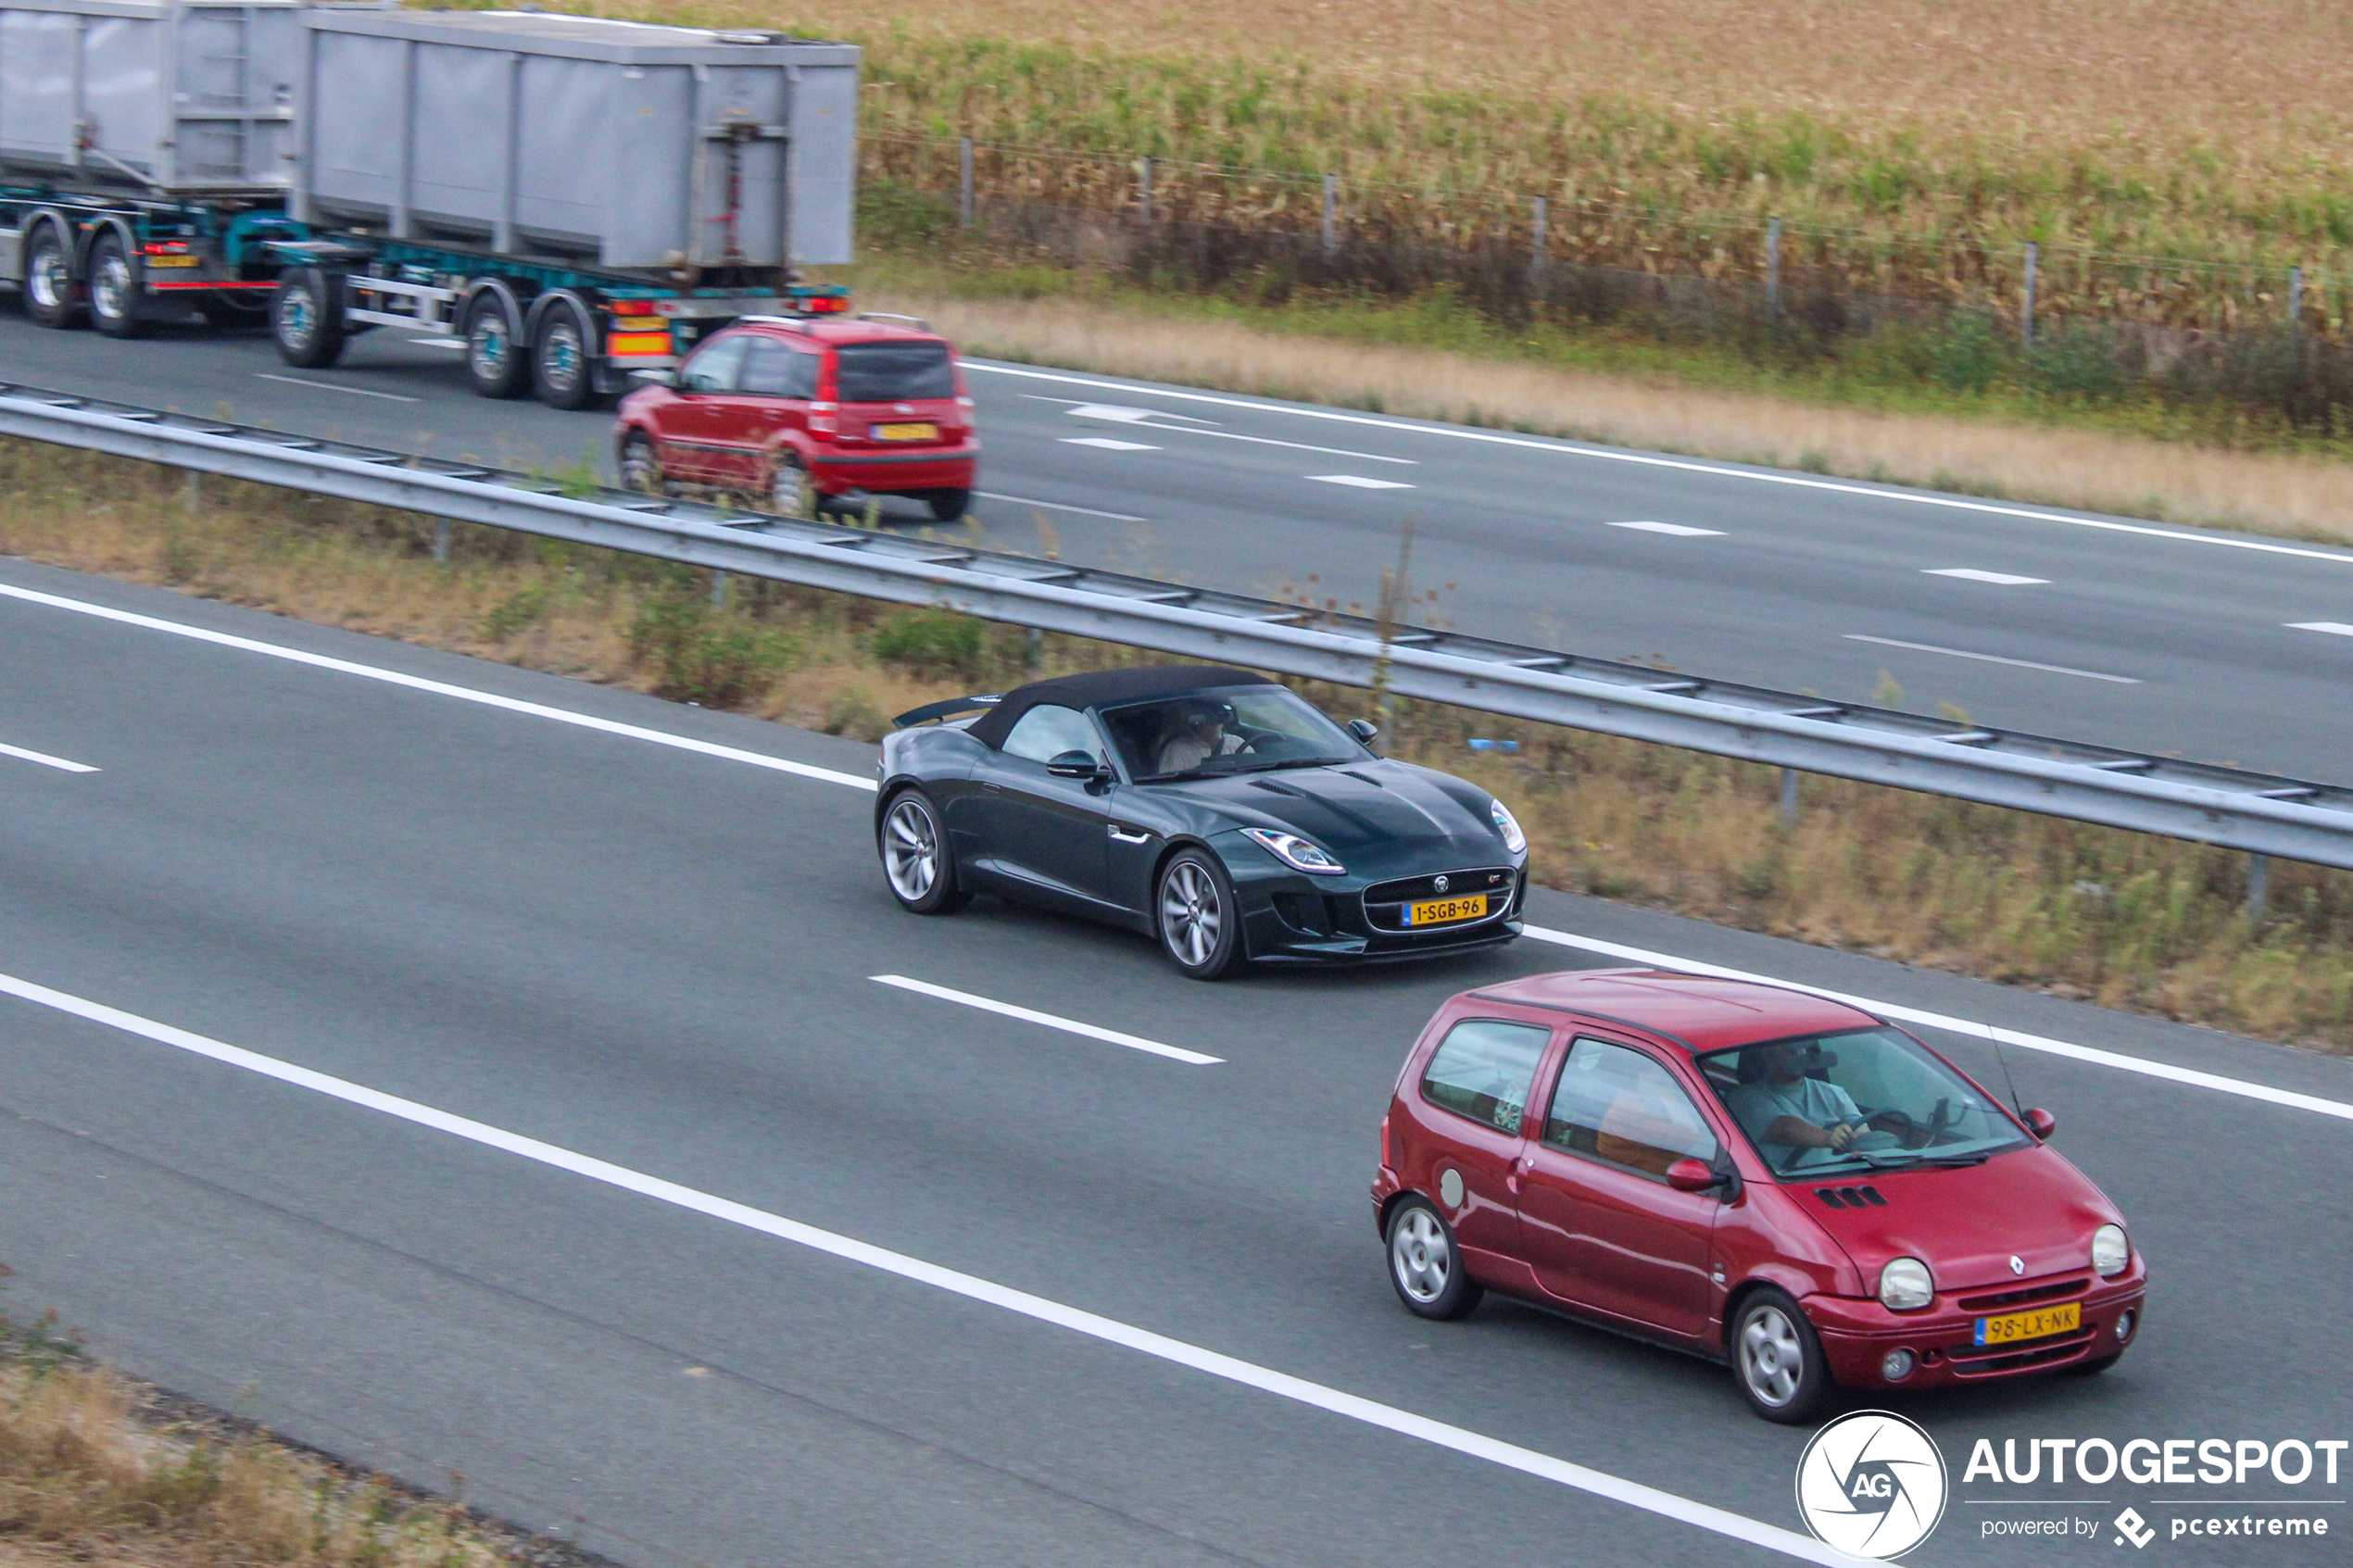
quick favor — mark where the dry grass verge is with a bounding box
[854,269,2353,546]
[5,439,2349,1050]
[0,1286,547,1568]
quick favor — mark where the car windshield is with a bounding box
[1694,1027,2030,1177]
[1100,685,1365,781]
[835,341,954,402]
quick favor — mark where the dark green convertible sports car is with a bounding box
[874,665,1529,979]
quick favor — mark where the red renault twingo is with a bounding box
[1372,970,2147,1422]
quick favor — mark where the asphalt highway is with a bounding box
[2,305,2350,782]
[2,555,2349,1567]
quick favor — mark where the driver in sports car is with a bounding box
[1155,700,1245,774]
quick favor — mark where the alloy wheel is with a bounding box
[470,316,511,383]
[621,438,663,494]
[91,252,132,324]
[278,284,317,351]
[1160,859,1223,967]
[1739,1302,1806,1409]
[1390,1206,1453,1304]
[28,244,69,313]
[540,318,584,394]
[882,797,939,900]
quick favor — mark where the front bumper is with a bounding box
[1234,859,1529,963]
[1806,1266,2148,1388]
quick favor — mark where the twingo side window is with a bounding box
[678,334,748,394]
[740,337,819,398]
[1419,1019,1551,1135]
[1000,705,1102,766]
[1543,1036,1720,1179]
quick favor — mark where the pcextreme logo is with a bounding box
[1795,1410,1951,1560]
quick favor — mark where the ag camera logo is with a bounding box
[1795,1411,1949,1559]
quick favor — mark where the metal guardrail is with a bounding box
[7,381,2353,871]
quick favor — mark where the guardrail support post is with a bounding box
[181,470,201,512]
[1139,155,1152,226]
[958,136,975,228]
[1530,194,1547,284]
[1779,766,1800,828]
[2247,851,2270,922]
[711,569,729,608]
[1321,173,1338,254]
[2021,241,2038,346]
[1765,218,1781,320]
[431,518,450,565]
[2288,265,2304,355]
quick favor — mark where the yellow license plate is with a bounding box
[1974,1301,2080,1347]
[874,421,938,441]
[1404,893,1489,926]
[145,256,200,268]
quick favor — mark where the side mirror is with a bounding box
[1046,749,1108,780]
[2021,1108,2057,1140]
[629,369,676,388]
[1346,718,1378,743]
[1666,1158,1724,1193]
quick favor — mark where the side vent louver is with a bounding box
[1814,1185,1889,1209]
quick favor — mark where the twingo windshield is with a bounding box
[1694,1027,2030,1177]
[1101,685,1365,781]
[834,341,954,402]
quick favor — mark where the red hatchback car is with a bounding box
[614,316,978,520]
[1373,969,2146,1422]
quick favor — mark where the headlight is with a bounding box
[1241,827,1345,875]
[2092,1223,2130,1277]
[1879,1256,1934,1311]
[1491,797,1527,854]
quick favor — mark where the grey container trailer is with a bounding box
[0,1,862,410]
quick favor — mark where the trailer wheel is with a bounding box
[86,232,145,339]
[463,290,531,399]
[271,268,347,369]
[22,225,79,330]
[531,297,602,410]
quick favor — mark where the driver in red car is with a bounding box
[1725,1040,1867,1156]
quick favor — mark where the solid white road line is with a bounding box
[0,968,1843,1566]
[1924,569,2050,586]
[1309,475,1414,490]
[1521,925,2353,1123]
[1843,634,2142,684]
[871,974,1221,1064]
[1062,436,1160,451]
[0,583,875,793]
[15,580,2344,1125]
[2288,621,2353,637]
[975,490,1150,523]
[968,361,2353,569]
[0,739,99,773]
[1607,521,1723,537]
[254,374,420,402]
[407,339,469,350]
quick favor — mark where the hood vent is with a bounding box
[1339,770,1388,788]
[1248,778,1307,797]
[1814,1185,1887,1209]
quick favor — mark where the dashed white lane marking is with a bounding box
[871,974,1221,1064]
[968,361,2353,569]
[1520,926,2353,1123]
[1606,521,1723,537]
[2288,621,2353,637]
[254,374,420,403]
[0,739,98,773]
[975,491,1148,523]
[407,338,469,350]
[1843,634,2142,684]
[0,967,1843,1566]
[1309,474,1415,490]
[14,581,2346,1125]
[1061,401,1212,425]
[1924,568,2050,585]
[0,583,876,792]
[1062,436,1160,451]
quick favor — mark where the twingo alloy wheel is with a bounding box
[878,790,970,914]
[85,233,145,339]
[1385,1197,1484,1321]
[1731,1287,1832,1423]
[22,226,77,329]
[1155,847,1245,980]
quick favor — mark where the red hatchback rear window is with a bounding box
[835,341,954,401]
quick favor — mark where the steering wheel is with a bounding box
[1865,1108,1936,1149]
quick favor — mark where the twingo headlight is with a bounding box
[2092,1223,2130,1277]
[1879,1256,1935,1311]
[1241,827,1346,875]
[1491,797,1528,854]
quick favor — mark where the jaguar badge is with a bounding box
[1433,874,1450,893]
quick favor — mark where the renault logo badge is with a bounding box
[1433,875,1450,893]
[2008,1255,2026,1275]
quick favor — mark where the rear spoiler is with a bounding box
[891,694,1001,729]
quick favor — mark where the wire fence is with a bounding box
[863,130,2353,429]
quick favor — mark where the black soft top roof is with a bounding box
[967,664,1269,749]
